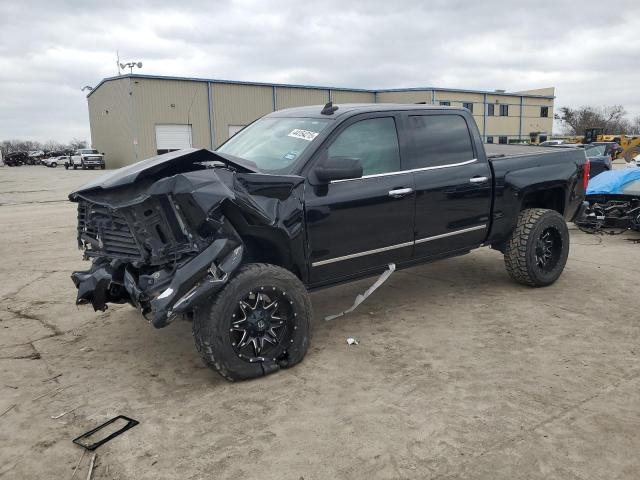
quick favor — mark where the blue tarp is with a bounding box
[587,169,640,195]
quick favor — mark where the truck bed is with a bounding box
[485,144,583,159]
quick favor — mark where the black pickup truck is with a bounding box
[70,103,588,380]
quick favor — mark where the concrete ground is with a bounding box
[0,164,639,480]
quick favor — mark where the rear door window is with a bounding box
[408,114,475,169]
[327,117,401,176]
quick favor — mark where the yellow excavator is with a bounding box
[583,127,640,162]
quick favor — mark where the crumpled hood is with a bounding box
[69,148,255,197]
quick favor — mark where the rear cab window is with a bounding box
[405,114,476,169]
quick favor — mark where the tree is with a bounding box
[629,116,640,135]
[554,105,631,135]
[69,138,88,150]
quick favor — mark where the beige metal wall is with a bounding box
[376,90,433,104]
[131,78,211,160]
[212,83,273,146]
[330,90,375,104]
[275,87,329,110]
[88,77,557,168]
[87,78,135,169]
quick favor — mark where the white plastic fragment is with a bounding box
[324,263,396,321]
[346,337,359,345]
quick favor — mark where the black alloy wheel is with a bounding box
[230,287,295,362]
[534,227,562,272]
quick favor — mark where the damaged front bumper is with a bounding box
[72,242,243,328]
[68,148,306,328]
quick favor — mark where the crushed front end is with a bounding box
[69,148,304,328]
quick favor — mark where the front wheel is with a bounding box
[504,208,570,287]
[193,263,312,381]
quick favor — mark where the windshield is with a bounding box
[217,117,330,173]
[585,145,606,157]
[80,149,99,154]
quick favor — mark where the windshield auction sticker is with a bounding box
[288,129,319,141]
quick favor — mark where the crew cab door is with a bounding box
[304,113,415,285]
[404,112,492,257]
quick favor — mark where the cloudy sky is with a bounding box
[1,0,639,143]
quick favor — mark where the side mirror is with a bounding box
[315,156,363,182]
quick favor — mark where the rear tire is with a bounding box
[504,208,570,287]
[193,263,312,381]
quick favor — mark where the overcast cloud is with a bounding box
[1,0,639,142]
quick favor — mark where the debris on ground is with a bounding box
[325,264,396,321]
[346,337,359,346]
[73,415,139,451]
[51,406,78,419]
[86,452,96,480]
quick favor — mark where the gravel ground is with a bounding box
[0,165,639,480]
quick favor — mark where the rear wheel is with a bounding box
[504,208,570,287]
[193,263,312,381]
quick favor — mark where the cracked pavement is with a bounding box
[0,165,639,479]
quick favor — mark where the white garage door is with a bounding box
[155,124,192,152]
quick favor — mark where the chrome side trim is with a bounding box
[311,224,487,267]
[311,241,414,267]
[331,159,477,183]
[414,224,486,244]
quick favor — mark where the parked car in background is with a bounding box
[583,144,612,178]
[4,152,29,166]
[70,149,105,170]
[43,155,70,168]
[539,140,566,146]
[591,141,621,160]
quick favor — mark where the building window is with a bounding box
[487,104,495,116]
[541,106,549,118]
[499,136,508,144]
[500,104,509,116]
[439,101,451,106]
[487,136,494,144]
[462,102,474,113]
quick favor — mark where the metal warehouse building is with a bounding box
[87,74,555,168]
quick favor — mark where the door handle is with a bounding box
[388,187,413,198]
[469,176,489,184]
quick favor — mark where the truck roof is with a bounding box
[268,103,464,119]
